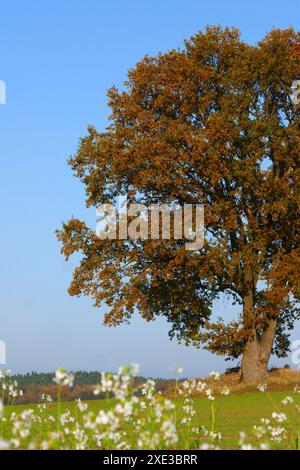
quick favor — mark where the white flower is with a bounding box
[257,383,267,392]
[209,371,220,381]
[0,440,9,449]
[272,412,287,423]
[95,410,109,425]
[253,425,266,439]
[200,443,210,450]
[118,363,139,378]
[270,426,285,441]
[161,420,178,444]
[115,401,133,419]
[130,363,139,377]
[196,380,207,392]
[241,444,253,450]
[169,365,183,375]
[76,399,88,413]
[259,443,269,450]
[141,379,155,399]
[19,429,29,438]
[205,388,214,401]
[163,399,175,411]
[239,431,247,445]
[41,441,49,450]
[281,396,294,406]
[175,365,183,375]
[209,431,222,441]
[53,368,74,387]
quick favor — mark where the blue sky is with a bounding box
[0,0,299,377]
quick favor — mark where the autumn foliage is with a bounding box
[57,26,300,382]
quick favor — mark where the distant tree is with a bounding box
[57,26,300,382]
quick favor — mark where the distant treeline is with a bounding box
[12,371,104,387]
[8,371,177,405]
[12,371,174,387]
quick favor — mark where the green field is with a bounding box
[3,390,300,450]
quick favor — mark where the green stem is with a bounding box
[211,401,215,436]
[56,385,61,433]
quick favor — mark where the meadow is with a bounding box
[2,392,300,449]
[1,366,300,450]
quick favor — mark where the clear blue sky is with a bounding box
[0,0,299,377]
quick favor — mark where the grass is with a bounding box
[3,390,300,449]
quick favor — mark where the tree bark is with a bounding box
[240,268,277,383]
[241,338,268,383]
[241,320,277,383]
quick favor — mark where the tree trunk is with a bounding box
[240,268,277,383]
[241,339,268,383]
[241,319,277,383]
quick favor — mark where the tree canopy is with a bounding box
[57,26,300,382]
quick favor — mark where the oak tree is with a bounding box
[57,26,300,382]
